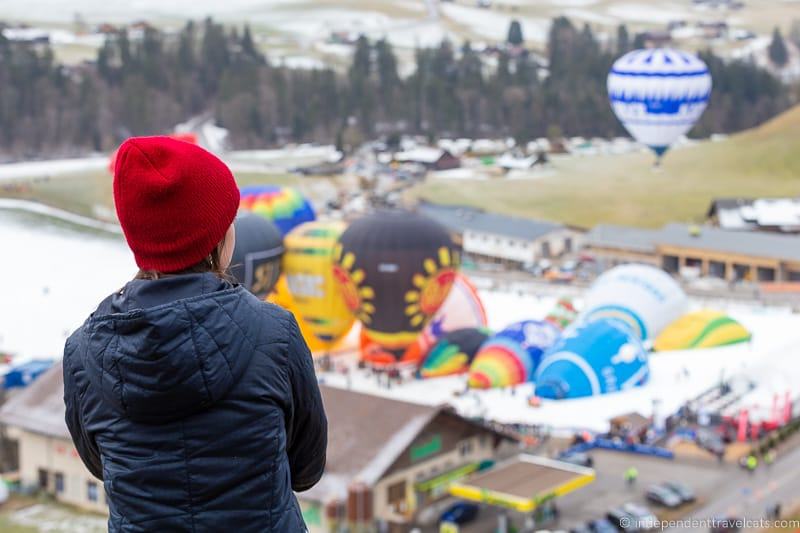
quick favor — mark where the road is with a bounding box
[669,445,800,532]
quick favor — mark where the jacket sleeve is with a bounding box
[284,315,327,492]
[63,338,103,480]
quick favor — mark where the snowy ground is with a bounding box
[320,290,800,434]
[2,205,798,434]
[0,208,133,360]
[9,503,106,533]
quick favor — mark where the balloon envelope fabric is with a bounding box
[283,221,354,350]
[607,48,711,160]
[420,328,491,379]
[535,318,649,400]
[654,310,751,351]
[333,210,460,358]
[468,320,561,389]
[420,272,488,348]
[581,263,687,341]
[239,185,316,235]
[229,212,284,299]
[545,297,578,330]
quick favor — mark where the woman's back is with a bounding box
[64,273,326,532]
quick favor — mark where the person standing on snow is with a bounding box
[63,136,327,532]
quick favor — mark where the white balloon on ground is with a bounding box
[580,263,688,341]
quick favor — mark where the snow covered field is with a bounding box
[0,208,132,360]
[319,289,800,432]
[2,206,798,433]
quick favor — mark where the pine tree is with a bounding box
[768,27,789,67]
[507,20,524,46]
[616,25,630,56]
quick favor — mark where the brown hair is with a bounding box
[135,237,231,281]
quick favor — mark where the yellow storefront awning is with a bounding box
[448,454,596,513]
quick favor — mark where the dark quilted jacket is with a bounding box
[63,273,327,532]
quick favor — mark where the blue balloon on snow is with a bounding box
[535,318,649,400]
[607,48,712,161]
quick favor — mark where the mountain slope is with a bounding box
[415,104,800,228]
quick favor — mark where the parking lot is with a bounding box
[454,450,733,532]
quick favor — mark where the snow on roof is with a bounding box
[711,198,800,231]
[394,147,446,164]
[497,152,538,170]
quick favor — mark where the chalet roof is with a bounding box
[419,201,565,242]
[585,224,659,254]
[707,197,800,232]
[394,147,448,164]
[0,361,68,439]
[587,222,800,263]
[659,223,800,262]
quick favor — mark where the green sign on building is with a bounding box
[410,434,442,462]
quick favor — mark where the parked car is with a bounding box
[663,481,695,503]
[440,502,479,525]
[646,484,682,508]
[559,451,594,468]
[622,503,658,531]
[696,429,725,456]
[606,508,638,532]
[589,518,619,533]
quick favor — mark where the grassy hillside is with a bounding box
[413,104,800,229]
[2,168,301,220]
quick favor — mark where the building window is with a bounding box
[757,266,776,282]
[541,241,551,258]
[459,440,473,457]
[37,469,48,490]
[87,481,98,502]
[54,473,64,494]
[387,480,406,505]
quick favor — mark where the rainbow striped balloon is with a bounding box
[239,185,315,235]
[468,320,561,389]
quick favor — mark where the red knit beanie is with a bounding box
[113,136,240,273]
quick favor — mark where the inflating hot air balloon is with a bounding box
[267,276,330,354]
[418,272,488,350]
[332,210,460,362]
[283,221,354,350]
[239,185,316,235]
[581,264,687,341]
[545,297,578,330]
[607,48,712,164]
[229,212,283,298]
[419,328,491,379]
[654,310,751,352]
[468,320,561,389]
[535,318,649,400]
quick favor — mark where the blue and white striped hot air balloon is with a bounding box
[607,48,712,162]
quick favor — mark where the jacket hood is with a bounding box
[81,273,264,423]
